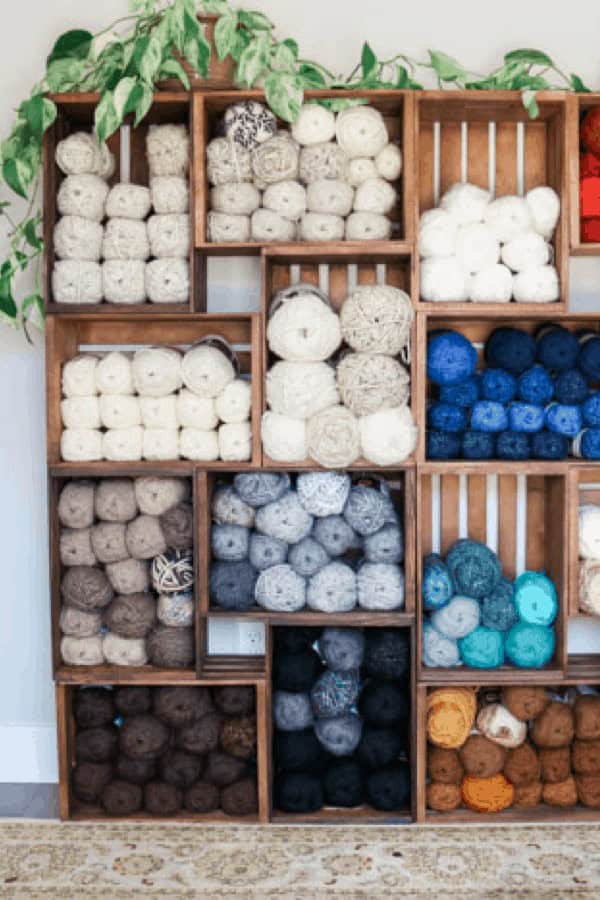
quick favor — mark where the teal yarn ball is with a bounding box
[504,621,555,668]
[459,626,505,669]
[481,578,518,631]
[446,539,502,599]
[513,571,558,627]
[430,595,480,640]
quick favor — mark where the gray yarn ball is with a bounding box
[255,491,313,544]
[307,561,357,612]
[211,485,255,527]
[210,560,257,611]
[312,516,357,557]
[319,627,365,671]
[255,564,306,612]
[273,691,314,731]
[211,524,250,561]
[357,562,405,610]
[288,537,330,577]
[233,472,290,507]
[248,533,288,571]
[343,485,387,536]
[363,524,404,564]
[296,472,351,517]
[310,669,361,718]
[314,714,363,757]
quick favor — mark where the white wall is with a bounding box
[2,0,600,782]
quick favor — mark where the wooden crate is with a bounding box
[56,678,269,822]
[43,93,200,315]
[567,93,600,255]
[193,89,415,253]
[416,90,569,313]
[45,312,262,470]
[567,466,600,678]
[416,465,568,682]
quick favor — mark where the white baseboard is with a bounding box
[0,724,58,783]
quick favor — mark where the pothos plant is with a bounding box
[0,0,591,335]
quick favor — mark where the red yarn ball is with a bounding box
[581,151,600,178]
[581,109,600,156]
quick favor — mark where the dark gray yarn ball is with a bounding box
[114,686,152,716]
[343,485,387,536]
[318,628,365,671]
[213,685,255,716]
[234,472,290,507]
[248,533,288,571]
[273,691,314,731]
[312,516,357,557]
[273,648,323,692]
[363,523,404,564]
[119,714,169,760]
[177,712,223,755]
[102,780,143,815]
[153,686,213,728]
[115,756,156,785]
[144,781,182,816]
[274,728,327,773]
[357,726,406,770]
[323,758,364,808]
[314,715,363,757]
[359,680,409,728]
[362,629,410,680]
[204,751,247,787]
[72,761,113,804]
[159,502,193,551]
[61,565,114,611]
[147,625,195,668]
[276,771,323,813]
[288,537,330,577]
[184,781,220,813]
[73,688,115,729]
[159,750,203,788]
[211,524,250,561]
[76,726,119,763]
[210,560,258,610]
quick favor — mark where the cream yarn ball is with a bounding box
[206,137,252,186]
[300,213,345,242]
[145,258,190,304]
[219,422,252,461]
[440,182,491,226]
[251,209,296,242]
[147,124,189,177]
[54,216,103,262]
[340,284,413,356]
[62,355,98,398]
[307,405,360,468]
[147,214,190,258]
[345,212,392,241]
[55,132,110,177]
[179,428,219,461]
[261,411,307,461]
[52,261,102,305]
[99,395,141,430]
[336,106,388,158]
[140,395,178,430]
[103,427,144,461]
[354,178,397,215]
[143,428,179,461]
[59,606,102,638]
[207,211,251,242]
[501,232,551,272]
[484,195,532,243]
[105,183,152,220]
[469,264,513,303]
[262,181,307,221]
[526,186,560,239]
[252,133,299,186]
[375,143,402,181]
[211,183,260,216]
[337,353,410,416]
[61,428,102,462]
[512,265,559,303]
[61,635,104,666]
[177,391,218,430]
[292,104,336,146]
[215,379,252,423]
[150,176,189,215]
[266,360,339,419]
[103,633,148,667]
[57,174,108,222]
[420,257,468,302]
[579,559,600,616]
[103,218,149,261]
[182,344,235,398]
[455,223,500,274]
[419,208,459,258]
[299,142,347,183]
[307,179,354,216]
[345,157,378,187]
[96,352,133,395]
[579,505,600,559]
[61,396,101,430]
[103,260,146,305]
[477,704,527,749]
[132,347,182,397]
[267,285,342,362]
[359,404,417,466]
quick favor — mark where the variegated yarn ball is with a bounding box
[151,549,194,595]
[340,284,413,356]
[157,591,194,628]
[299,142,348,184]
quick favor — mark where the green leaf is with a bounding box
[522,89,540,119]
[131,82,155,126]
[361,42,377,79]
[21,293,44,325]
[229,30,250,62]
[428,50,468,83]
[48,29,93,64]
[236,33,270,87]
[94,91,120,143]
[200,0,228,12]
[21,95,57,142]
[214,10,238,61]
[113,76,138,117]
[131,34,163,83]
[2,158,31,199]
[158,57,191,89]
[571,73,591,93]
[271,41,296,72]
[0,274,17,321]
[23,219,43,251]
[238,10,273,31]
[317,97,370,113]
[264,71,304,122]
[45,57,86,91]
[505,48,554,68]
[298,62,327,88]
[283,38,298,59]
[182,11,210,77]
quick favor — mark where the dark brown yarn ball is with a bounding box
[120,715,170,760]
[153,687,213,728]
[576,773,600,807]
[72,762,113,804]
[177,712,222,755]
[160,503,194,550]
[115,755,156,786]
[74,688,115,728]
[513,781,543,808]
[221,777,258,816]
[427,782,462,812]
[114,686,152,716]
[212,686,255,716]
[572,740,600,776]
[543,776,578,807]
[427,747,464,785]
[575,694,600,740]
[220,716,257,760]
[75,726,118,763]
[147,625,195,668]
[184,781,220,814]
[103,593,157,639]
[459,735,506,778]
[502,686,549,722]
[539,747,571,784]
[160,750,204,788]
[144,781,182,815]
[204,751,246,787]
[530,702,575,749]
[102,780,143,816]
[503,742,541,786]
[61,565,114,611]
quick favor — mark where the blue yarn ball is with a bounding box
[430,595,480,640]
[313,515,356,557]
[504,621,555,668]
[364,523,404,564]
[518,365,555,405]
[545,403,582,438]
[537,326,579,372]
[255,491,313,544]
[579,333,600,380]
[422,553,454,610]
[427,431,462,460]
[554,369,588,405]
[485,328,536,376]
[576,427,600,459]
[446,539,502,599]
[471,400,509,433]
[211,524,250,561]
[531,430,569,460]
[513,571,558,627]
[428,402,468,433]
[210,560,257,610]
[234,472,290,507]
[583,394,600,426]
[462,431,495,460]
[310,669,361,719]
[459,626,505,668]
[481,578,518,631]
[422,621,460,667]
[319,627,365,672]
[439,376,480,408]
[249,533,288,571]
[343,486,386,536]
[288,537,329,577]
[427,331,478,387]
[481,369,517,403]
[509,402,545,433]
[497,430,530,460]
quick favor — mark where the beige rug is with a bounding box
[0,821,598,897]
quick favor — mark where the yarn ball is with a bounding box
[485,327,536,376]
[211,524,250,562]
[346,211,392,241]
[360,680,408,728]
[126,515,167,560]
[59,480,95,529]
[513,265,560,303]
[427,747,464,785]
[105,183,151,220]
[531,430,568,460]
[446,539,502,600]
[276,772,323,813]
[251,208,296,241]
[427,782,462,812]
[255,491,313,544]
[98,395,141,431]
[273,649,322,693]
[119,714,169,761]
[440,182,491,225]
[366,763,411,811]
[147,257,190,304]
[61,395,101,430]
[61,565,114,612]
[150,176,189,215]
[273,691,314,732]
[484,195,532,243]
[60,527,96,567]
[153,686,213,727]
[481,578,518,631]
[213,685,255,716]
[574,428,600,459]
[221,716,257,761]
[234,472,290,508]
[477,704,527,749]
[215,379,251,424]
[105,559,150,595]
[212,485,255,528]
[460,734,506,778]
[555,368,588,405]
[580,560,600,615]
[102,218,149,261]
[323,759,364,808]
[341,485,384,536]
[60,427,102,462]
[299,141,347,184]
[147,213,189,259]
[426,687,477,749]
[583,394,600,426]
[357,562,405,611]
[513,572,558,626]
[102,260,145,305]
[102,632,147,667]
[430,595,480,640]
[72,762,113,804]
[526,186,560,238]
[427,332,477,387]
[210,560,258,611]
[501,231,551,271]
[313,515,356,556]
[298,211,344,241]
[359,404,418,466]
[182,344,235,399]
[422,622,460,667]
[206,137,252,186]
[497,430,530,461]
[100,426,143,462]
[539,747,570,784]
[104,593,156,639]
[502,686,549,723]
[62,355,98,399]
[144,782,182,816]
[375,143,402,181]
[267,286,341,363]
[249,533,288,572]
[508,402,545,433]
[176,713,222,756]
[151,549,194,594]
[422,554,454,610]
[531,702,574,749]
[147,124,189,177]
[518,365,555,405]
[571,739,600,776]
[132,347,182,398]
[183,782,220,814]
[307,561,357,612]
[419,207,460,259]
[461,773,514,813]
[353,177,396,215]
[440,376,481,409]
[204,751,246,788]
[218,422,251,462]
[251,131,299,184]
[74,689,114,729]
[112,755,155,788]
[114,687,152,717]
[319,627,364,672]
[462,431,495,459]
[159,503,193,551]
[480,369,517,404]
[428,402,468,433]
[307,178,354,216]
[358,726,405,770]
[211,182,260,216]
[54,215,103,262]
[340,284,412,357]
[346,157,378,187]
[221,778,258,817]
[427,430,462,459]
[60,606,101,638]
[76,726,118,763]
[336,105,388,158]
[574,695,600,740]
[362,629,409,680]
[311,669,361,718]
[504,622,556,668]
[545,402,582,437]
[364,524,403,564]
[255,564,306,612]
[537,325,579,371]
[459,626,505,668]
[61,635,104,666]
[274,728,326,773]
[261,411,307,462]
[146,625,195,668]
[295,472,350,519]
[470,400,509,433]
[314,715,363,757]
[337,352,409,417]
[102,781,143,816]
[207,211,250,242]
[455,222,500,274]
[420,257,468,302]
[263,180,307,221]
[58,174,108,222]
[579,334,600,380]
[55,131,112,177]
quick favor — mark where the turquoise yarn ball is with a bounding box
[504,621,555,668]
[513,571,558,627]
[422,553,454,611]
[422,621,460,668]
[430,595,480,640]
[446,539,502,599]
[481,578,518,631]
[459,626,505,668]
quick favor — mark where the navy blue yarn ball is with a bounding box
[578,428,600,459]
[362,629,410,680]
[274,728,326,773]
[508,402,545,433]
[427,431,462,460]
[481,578,519,631]
[537,326,579,372]
[439,376,480,408]
[428,402,468,433]
[366,762,411,811]
[518,365,554,405]
[554,369,588,405]
[583,394,600,426]
[210,560,257,610]
[358,727,406,770]
[531,430,569,460]
[471,400,509,433]
[579,333,600,380]
[273,649,323,693]
[446,538,502,599]
[276,772,323,812]
[323,759,364,808]
[359,680,409,728]
[481,369,517,403]
[462,431,495,459]
[427,331,478,387]
[485,328,536,376]
[546,403,583,438]
[497,430,530,460]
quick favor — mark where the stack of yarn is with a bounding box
[262,282,416,467]
[209,472,406,614]
[419,181,560,303]
[427,325,600,460]
[579,503,600,615]
[206,99,402,243]
[58,476,195,668]
[60,342,252,462]
[422,538,558,670]
[579,108,600,243]
[427,686,600,813]
[53,124,190,305]
[273,626,411,813]
[71,684,258,817]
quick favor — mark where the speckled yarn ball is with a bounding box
[459,626,505,668]
[153,686,213,728]
[273,691,314,732]
[431,596,481,640]
[116,756,155,786]
[255,491,313,544]
[59,480,96,529]
[147,124,189,177]
[147,625,195,668]
[288,537,329,577]
[428,331,477,387]
[299,142,347,184]
[182,344,235,399]
[358,727,405,770]
[220,717,257,762]
[485,327,537,376]
[104,593,156,639]
[422,554,454,611]
[319,627,365,672]
[184,782,220,813]
[360,680,408,728]
[210,560,257,611]
[73,761,113,804]
[234,472,290,508]
[307,562,357,612]
[422,621,460,667]
[211,524,250,562]
[583,395,600,427]
[206,137,252,186]
[295,472,351,517]
[509,402,545,434]
[363,629,410,680]
[471,400,509,433]
[313,515,356,557]
[276,772,323,813]
[151,549,194,595]
[102,781,143,816]
[315,714,363,757]
[357,563,405,611]
[481,578,518,631]
[545,402,582,437]
[273,649,322,693]
[311,669,361,718]
[555,368,588,405]
[446,539,502,600]
[255,564,306,612]
[307,405,360,468]
[366,763,411,811]
[343,485,386,536]
[60,606,101,638]
[267,286,342,363]
[504,622,555,668]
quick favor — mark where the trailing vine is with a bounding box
[0,0,592,334]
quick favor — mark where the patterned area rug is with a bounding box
[0,821,599,897]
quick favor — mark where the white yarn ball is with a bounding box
[579,504,600,559]
[55,132,107,177]
[267,287,342,362]
[61,635,104,666]
[145,258,189,304]
[336,105,388,159]
[419,208,459,258]
[143,428,180,460]
[455,223,500,274]
[96,351,133,395]
[266,360,339,419]
[255,564,306,612]
[300,212,345,242]
[99,395,141,430]
[357,562,405,610]
[307,179,354,216]
[182,344,235,398]
[375,143,402,181]
[337,352,410,416]
[207,211,251,242]
[132,347,182,397]
[292,104,336,146]
[54,216,103,261]
[215,378,251,423]
[61,396,101,429]
[296,472,351,517]
[61,428,102,461]
[103,218,149,260]
[354,177,396,215]
[62,355,98,398]
[345,212,392,241]
[484,195,532,243]
[147,214,190,258]
[219,422,252,461]
[501,232,551,272]
[307,561,357,612]
[440,182,491,225]
[345,157,378,187]
[252,133,299,187]
[340,284,413,356]
[262,180,307,221]
[206,137,252,186]
[150,176,189,214]
[105,183,151,220]
[307,404,360,468]
[157,592,194,627]
[212,485,255,528]
[420,257,468,302]
[579,559,600,616]
[103,633,148,667]
[430,595,481,639]
[261,411,307,461]
[177,390,218,430]
[60,607,102,638]
[57,174,108,222]
[103,260,146,305]
[359,404,417,465]
[179,428,219,461]
[211,182,260,216]
[52,261,102,305]
[140,395,178,429]
[299,142,348,183]
[469,264,513,303]
[147,124,189,177]
[512,265,559,303]
[526,186,560,239]
[102,426,143,461]
[251,208,296,242]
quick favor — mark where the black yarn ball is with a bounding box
[72,761,113,804]
[366,762,411,811]
[359,680,409,728]
[274,728,327,773]
[358,727,406,770]
[144,781,182,816]
[74,688,115,729]
[114,686,152,717]
[75,726,118,763]
[115,755,156,786]
[276,771,323,813]
[102,780,143,816]
[160,750,204,788]
[274,627,320,655]
[362,630,410,680]
[323,759,364,808]
[273,649,323,692]
[213,686,255,716]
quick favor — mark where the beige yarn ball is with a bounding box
[354,178,397,215]
[211,183,260,216]
[52,260,103,305]
[133,347,182,397]
[62,355,98,397]
[55,132,107,176]
[61,635,104,666]
[359,404,417,466]
[291,104,336,146]
[54,216,103,261]
[143,428,180,461]
[59,606,102,638]
[182,344,235,398]
[177,390,218,430]
[262,181,307,221]
[96,352,133,395]
[345,212,392,241]
[135,476,189,516]
[579,505,600,559]
[150,176,189,214]
[145,258,190,304]
[261,411,307,462]
[179,428,219,461]
[340,284,413,356]
[375,144,403,181]
[105,184,151,220]
[251,133,299,185]
[206,137,252,186]
[251,209,296,242]
[60,527,96,567]
[299,213,345,242]
[299,142,347,183]
[95,478,137,523]
[579,559,600,616]
[336,106,388,159]
[147,214,190,259]
[126,514,167,560]
[57,174,108,222]
[103,260,146,305]
[266,360,339,419]
[140,395,178,430]
[58,480,95,529]
[345,157,378,187]
[102,633,148,667]
[61,396,101,430]
[267,285,342,362]
[147,124,189,177]
[215,379,252,423]
[102,427,144,462]
[306,405,360,468]
[337,353,410,416]
[105,558,150,595]
[99,395,141,430]
[307,179,354,217]
[61,428,102,462]
[103,218,149,261]
[90,522,128,565]
[219,422,252,461]
[207,211,251,242]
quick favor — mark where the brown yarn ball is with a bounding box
[574,694,600,740]
[72,762,113,804]
[221,777,258,816]
[76,726,118,763]
[153,687,213,728]
[160,503,194,550]
[103,593,157,639]
[184,781,220,814]
[503,742,541,786]
[120,715,169,760]
[502,686,549,722]
[513,781,543,808]
[427,747,464,785]
[102,780,143,816]
[61,565,113,611]
[576,773,600,807]
[213,686,255,716]
[539,747,571,784]
[572,740,600,775]
[95,479,138,523]
[144,781,182,815]
[115,755,156,785]
[427,782,462,812]
[160,750,204,788]
[220,716,257,761]
[459,734,506,778]
[204,751,246,787]
[114,686,152,716]
[74,688,115,728]
[177,712,223,755]
[543,776,578,807]
[126,515,167,560]
[147,625,195,668]
[530,702,575,749]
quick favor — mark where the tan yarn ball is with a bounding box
[59,606,102,638]
[579,559,600,616]
[61,635,104,666]
[299,142,348,184]
[340,284,413,356]
[105,558,150,595]
[306,405,360,468]
[102,633,148,667]
[251,133,299,186]
[206,137,252,186]
[337,352,410,416]
[60,527,96,567]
